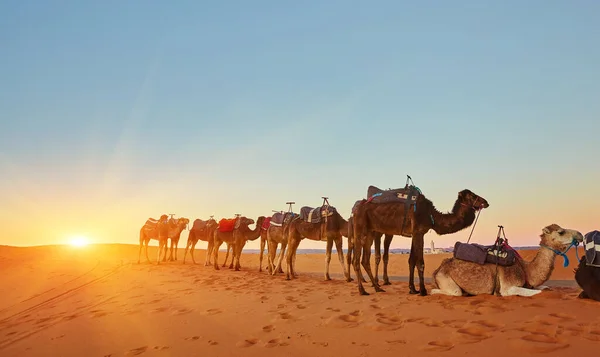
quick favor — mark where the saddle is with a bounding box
[143,215,168,230]
[299,205,336,224]
[218,218,237,233]
[366,185,421,206]
[585,230,600,267]
[270,212,298,227]
[453,226,517,267]
[191,218,212,231]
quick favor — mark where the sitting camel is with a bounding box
[183,217,218,265]
[431,224,583,297]
[574,230,600,301]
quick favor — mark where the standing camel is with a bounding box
[285,201,350,281]
[213,215,264,271]
[432,224,583,296]
[266,211,298,275]
[352,187,489,296]
[138,214,170,264]
[258,215,271,272]
[167,217,190,261]
[183,216,218,265]
[232,216,266,271]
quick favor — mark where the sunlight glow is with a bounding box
[69,236,90,247]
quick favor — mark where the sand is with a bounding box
[0,244,599,357]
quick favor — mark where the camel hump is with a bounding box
[585,231,600,267]
[192,219,208,231]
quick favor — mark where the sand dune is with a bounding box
[0,244,598,357]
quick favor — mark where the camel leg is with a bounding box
[373,233,382,285]
[275,241,288,275]
[346,235,354,282]
[144,240,151,263]
[222,244,231,268]
[267,240,277,274]
[503,286,543,297]
[168,240,174,261]
[190,241,198,264]
[361,244,385,293]
[382,234,393,285]
[183,241,190,264]
[352,235,369,295]
[259,235,266,272]
[205,240,213,266]
[213,240,222,270]
[408,234,427,296]
[430,269,462,296]
[285,237,300,280]
[334,236,348,281]
[156,240,163,264]
[234,240,245,271]
[324,238,333,281]
[174,239,179,261]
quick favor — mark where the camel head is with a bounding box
[458,189,489,211]
[540,224,584,251]
[238,216,255,228]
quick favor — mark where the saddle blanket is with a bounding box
[218,218,237,233]
[261,217,272,230]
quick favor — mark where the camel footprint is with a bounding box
[264,338,289,348]
[236,338,259,347]
[125,346,147,356]
[423,340,454,352]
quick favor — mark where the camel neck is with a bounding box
[524,248,557,287]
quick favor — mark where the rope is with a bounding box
[466,209,482,243]
[541,239,580,267]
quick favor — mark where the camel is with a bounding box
[183,216,218,265]
[232,215,266,271]
[574,230,600,301]
[138,214,170,264]
[285,202,350,281]
[352,187,489,296]
[574,257,600,301]
[166,217,190,261]
[212,215,264,271]
[266,211,297,276]
[431,224,583,296]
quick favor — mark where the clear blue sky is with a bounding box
[1,1,598,249]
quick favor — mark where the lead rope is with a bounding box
[466,209,482,244]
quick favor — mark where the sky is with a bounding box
[1,1,598,251]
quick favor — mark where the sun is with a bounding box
[69,236,90,247]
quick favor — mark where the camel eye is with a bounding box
[558,230,565,235]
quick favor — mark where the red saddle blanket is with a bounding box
[262,217,272,230]
[218,218,237,233]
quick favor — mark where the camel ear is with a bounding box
[542,227,552,235]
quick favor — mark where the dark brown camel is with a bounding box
[352,188,489,296]
[575,231,600,301]
[183,217,218,265]
[138,214,170,264]
[575,257,600,301]
[167,217,190,261]
[285,205,349,281]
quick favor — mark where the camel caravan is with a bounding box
[138,175,599,301]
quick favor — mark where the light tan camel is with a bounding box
[353,188,489,296]
[212,216,264,271]
[285,205,349,281]
[266,212,297,276]
[232,216,266,271]
[183,217,218,265]
[138,214,170,264]
[166,217,190,261]
[431,224,583,296]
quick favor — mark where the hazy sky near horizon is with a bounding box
[1,1,598,250]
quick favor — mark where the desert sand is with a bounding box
[0,244,599,357]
